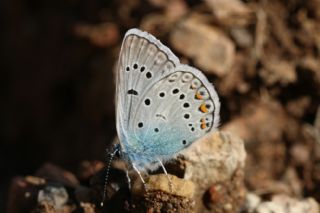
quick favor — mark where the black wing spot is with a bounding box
[159,92,165,97]
[138,122,143,128]
[127,89,138,95]
[144,98,151,106]
[172,88,179,94]
[184,114,190,119]
[133,63,138,69]
[179,94,185,100]
[126,66,130,71]
[154,128,159,132]
[146,72,152,79]
[183,103,190,108]
[140,66,145,72]
[182,140,187,145]
[191,127,195,131]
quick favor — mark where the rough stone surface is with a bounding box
[180,131,247,212]
[131,190,196,213]
[132,174,195,198]
[245,193,320,213]
[129,131,246,213]
[170,15,235,76]
[37,186,69,210]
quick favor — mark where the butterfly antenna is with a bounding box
[100,144,119,207]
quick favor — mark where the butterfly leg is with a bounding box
[132,163,148,191]
[158,158,173,193]
[125,169,132,189]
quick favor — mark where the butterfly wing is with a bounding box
[116,29,220,170]
[116,29,179,155]
[132,65,220,165]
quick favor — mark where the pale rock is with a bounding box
[180,131,246,212]
[170,15,235,76]
[148,174,195,198]
[205,0,254,26]
[255,194,319,213]
[37,185,69,210]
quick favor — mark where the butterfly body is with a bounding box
[116,29,220,171]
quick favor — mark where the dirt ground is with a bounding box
[1,0,320,212]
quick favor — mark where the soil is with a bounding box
[1,0,320,212]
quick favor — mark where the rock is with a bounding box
[255,194,319,213]
[132,174,195,198]
[245,193,261,213]
[245,193,320,213]
[77,160,105,182]
[37,186,69,210]
[230,27,253,48]
[129,131,246,213]
[222,100,288,184]
[7,176,46,213]
[204,0,254,27]
[181,131,246,212]
[131,174,196,212]
[260,59,297,86]
[35,163,79,188]
[73,22,119,47]
[131,190,196,213]
[286,96,312,119]
[79,202,96,213]
[169,15,235,76]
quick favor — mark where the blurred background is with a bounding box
[1,0,320,211]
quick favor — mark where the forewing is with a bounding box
[116,29,179,147]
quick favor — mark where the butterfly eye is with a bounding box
[182,73,193,82]
[190,79,201,89]
[168,72,182,82]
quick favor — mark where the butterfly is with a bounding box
[114,28,220,184]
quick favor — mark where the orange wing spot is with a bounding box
[201,118,206,129]
[195,92,203,100]
[200,103,209,113]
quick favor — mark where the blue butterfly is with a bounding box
[114,28,220,184]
